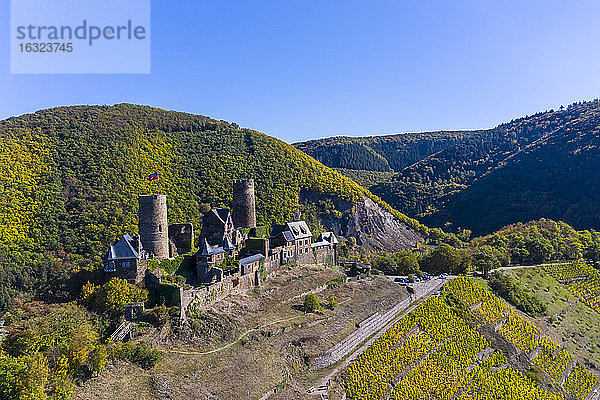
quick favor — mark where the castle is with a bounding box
[102,179,339,306]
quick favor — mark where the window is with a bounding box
[104,261,116,272]
[122,261,131,269]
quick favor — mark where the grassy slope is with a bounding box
[501,268,600,368]
[74,267,408,400]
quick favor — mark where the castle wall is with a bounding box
[232,179,257,229]
[313,245,336,266]
[295,238,315,265]
[139,194,169,260]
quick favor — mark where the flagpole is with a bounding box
[157,171,160,194]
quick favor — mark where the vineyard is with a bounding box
[342,276,598,400]
[542,262,600,313]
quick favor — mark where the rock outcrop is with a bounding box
[300,191,424,252]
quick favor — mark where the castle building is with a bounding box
[102,234,148,284]
[103,179,338,312]
[200,208,235,246]
[271,221,314,265]
[103,194,193,284]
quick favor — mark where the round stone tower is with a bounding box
[138,194,169,260]
[232,179,257,229]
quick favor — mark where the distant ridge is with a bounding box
[296,100,600,234]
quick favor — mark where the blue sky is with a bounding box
[1,1,600,142]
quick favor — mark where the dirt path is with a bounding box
[164,315,304,356]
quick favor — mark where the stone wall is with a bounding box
[105,258,147,284]
[313,244,336,266]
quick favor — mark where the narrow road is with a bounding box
[490,261,571,273]
[311,277,450,397]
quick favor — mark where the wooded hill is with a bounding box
[296,100,600,235]
[0,104,435,311]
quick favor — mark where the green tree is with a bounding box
[525,237,554,264]
[396,252,420,275]
[79,278,147,316]
[473,245,501,276]
[420,244,463,275]
[303,293,320,313]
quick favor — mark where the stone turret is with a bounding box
[138,194,169,260]
[232,179,256,229]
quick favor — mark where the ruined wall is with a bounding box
[169,223,194,255]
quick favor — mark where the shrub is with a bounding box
[304,293,320,313]
[152,304,169,327]
[133,344,163,369]
[326,275,347,288]
[108,342,163,369]
[327,293,338,310]
[88,345,108,374]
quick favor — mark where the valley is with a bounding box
[2,103,600,400]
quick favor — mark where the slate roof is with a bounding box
[270,224,287,237]
[282,231,295,243]
[319,232,339,245]
[221,236,236,251]
[239,253,264,267]
[286,221,312,240]
[214,208,231,224]
[198,238,225,256]
[199,238,214,256]
[103,234,140,262]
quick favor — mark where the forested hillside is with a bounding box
[296,100,600,234]
[425,104,600,233]
[0,104,435,311]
